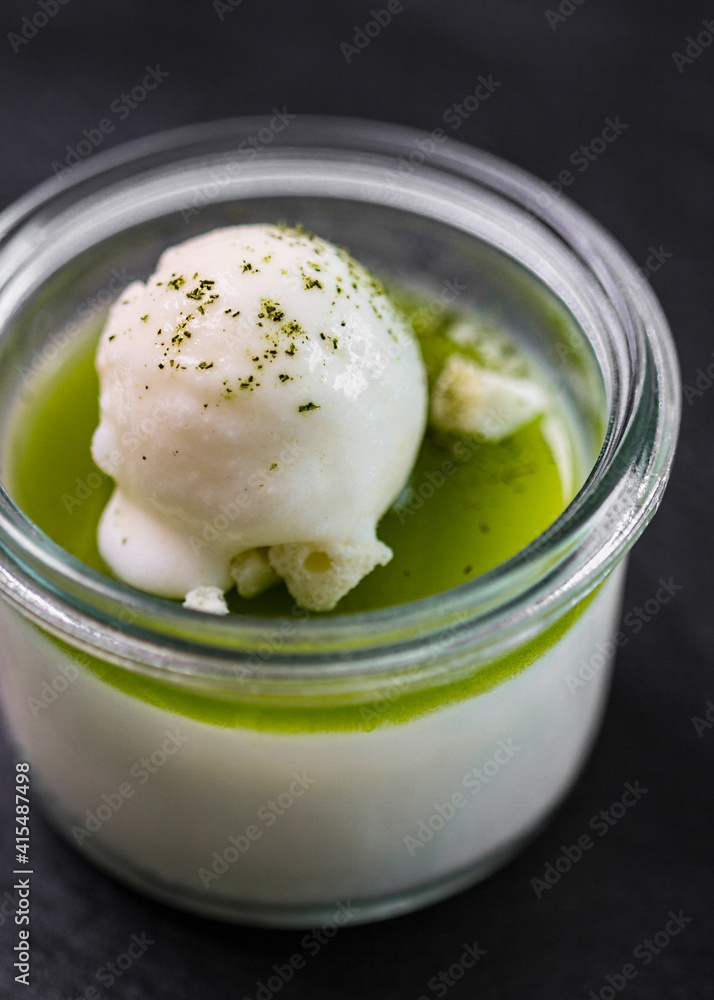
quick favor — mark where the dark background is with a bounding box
[0,0,712,997]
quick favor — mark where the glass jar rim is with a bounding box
[0,115,681,688]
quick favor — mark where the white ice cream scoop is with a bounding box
[91,224,428,611]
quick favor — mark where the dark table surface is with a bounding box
[0,1,712,997]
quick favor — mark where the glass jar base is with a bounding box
[46,803,529,928]
[86,841,529,929]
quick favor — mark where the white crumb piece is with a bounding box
[444,318,479,348]
[268,539,393,612]
[230,548,280,599]
[430,354,547,441]
[183,586,229,616]
[445,318,524,375]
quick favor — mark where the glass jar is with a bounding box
[0,117,680,927]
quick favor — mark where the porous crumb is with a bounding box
[230,548,280,599]
[430,354,547,441]
[268,539,392,612]
[183,586,229,616]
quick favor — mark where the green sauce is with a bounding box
[38,595,593,733]
[8,302,573,614]
[7,293,590,731]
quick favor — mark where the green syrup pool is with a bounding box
[8,305,572,614]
